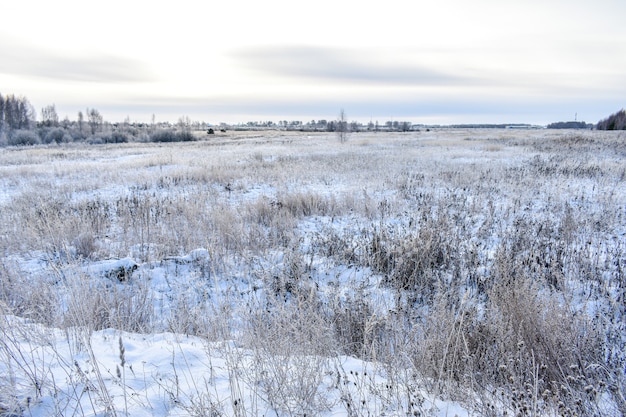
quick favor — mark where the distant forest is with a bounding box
[1,92,624,146]
[546,121,590,129]
[0,93,417,146]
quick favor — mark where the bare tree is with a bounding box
[337,108,349,143]
[19,99,36,130]
[41,104,59,127]
[0,94,35,130]
[0,93,4,132]
[177,115,191,132]
[77,111,85,136]
[86,108,103,135]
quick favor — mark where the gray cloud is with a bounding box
[0,36,155,83]
[231,45,473,86]
[116,91,615,125]
[54,89,620,126]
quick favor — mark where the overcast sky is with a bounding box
[1,0,625,125]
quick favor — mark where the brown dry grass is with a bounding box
[0,129,624,415]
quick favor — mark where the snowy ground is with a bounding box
[1,319,469,416]
[1,129,624,416]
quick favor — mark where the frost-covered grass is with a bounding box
[0,129,625,416]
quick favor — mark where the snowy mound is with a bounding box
[86,257,139,281]
[165,248,210,264]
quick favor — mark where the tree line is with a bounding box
[0,92,199,146]
[7,90,621,147]
[0,93,35,131]
[596,109,626,130]
[0,93,420,147]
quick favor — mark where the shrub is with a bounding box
[63,274,154,333]
[149,130,196,142]
[104,131,130,143]
[43,127,71,144]
[72,232,98,259]
[149,130,174,142]
[330,295,384,358]
[242,290,335,415]
[278,191,335,217]
[8,129,40,146]
[176,130,195,142]
[370,222,452,301]
[69,130,86,142]
[0,262,60,326]
[86,134,105,145]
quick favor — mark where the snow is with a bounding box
[165,248,211,264]
[0,322,469,417]
[1,129,624,416]
[86,257,139,280]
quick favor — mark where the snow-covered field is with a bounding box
[0,129,624,416]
